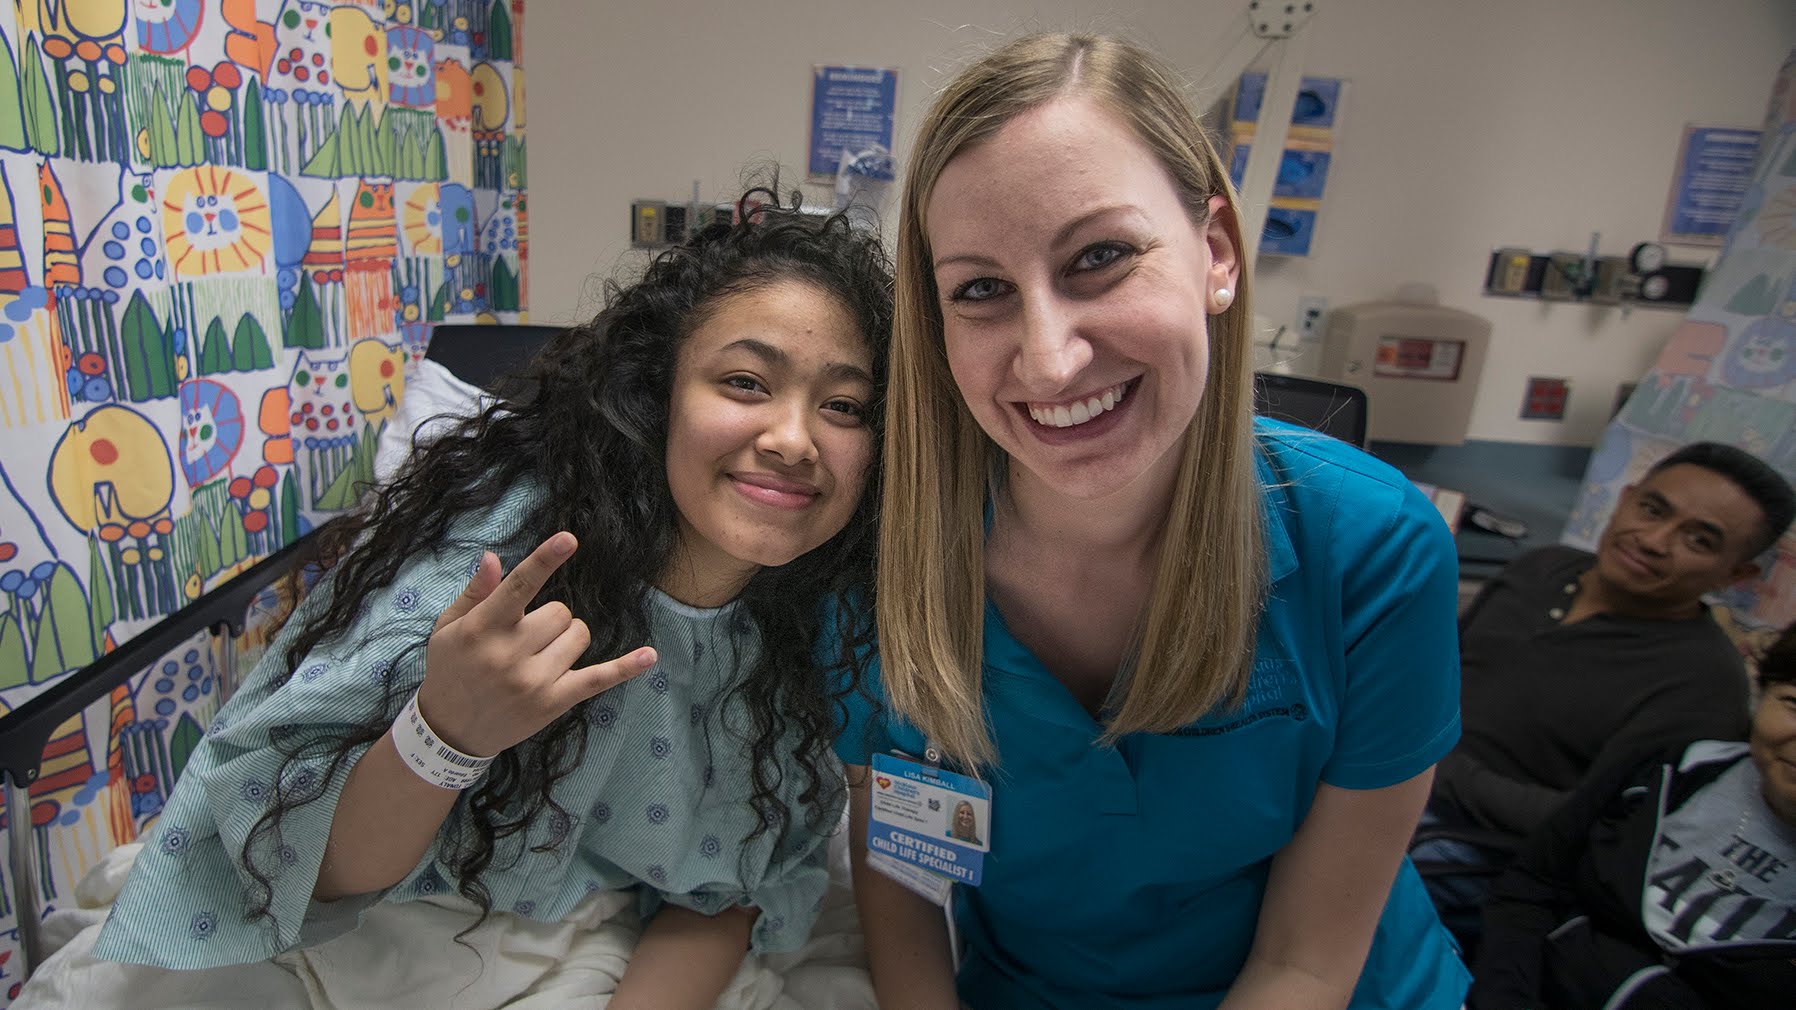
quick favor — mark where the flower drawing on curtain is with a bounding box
[177,378,246,487]
[135,0,206,57]
[386,25,434,109]
[46,404,180,623]
[161,165,272,279]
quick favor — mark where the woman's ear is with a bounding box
[1204,193,1242,293]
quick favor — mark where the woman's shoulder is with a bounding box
[1253,417,1418,507]
[1253,418,1446,565]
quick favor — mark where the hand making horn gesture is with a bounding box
[416,532,656,758]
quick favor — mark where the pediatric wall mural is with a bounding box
[0,1,526,996]
[1566,49,1796,656]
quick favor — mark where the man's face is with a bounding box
[1594,463,1766,608]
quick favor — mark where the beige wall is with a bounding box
[525,0,1796,445]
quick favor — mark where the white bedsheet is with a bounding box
[15,835,876,1010]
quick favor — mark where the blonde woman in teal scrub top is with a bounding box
[834,33,1469,1010]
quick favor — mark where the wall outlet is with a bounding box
[630,200,665,247]
[1296,295,1328,341]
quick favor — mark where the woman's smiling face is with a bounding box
[925,96,1236,503]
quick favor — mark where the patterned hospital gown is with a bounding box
[92,482,840,970]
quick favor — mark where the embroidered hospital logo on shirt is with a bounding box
[1170,659,1308,736]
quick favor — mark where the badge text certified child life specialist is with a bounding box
[865,752,992,905]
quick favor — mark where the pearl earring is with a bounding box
[1212,287,1234,311]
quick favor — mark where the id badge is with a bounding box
[866,752,992,888]
[866,849,954,906]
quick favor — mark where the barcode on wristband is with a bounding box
[435,747,485,768]
[392,690,495,790]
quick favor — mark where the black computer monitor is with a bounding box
[1252,373,1369,447]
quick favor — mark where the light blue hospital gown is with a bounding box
[92,482,839,969]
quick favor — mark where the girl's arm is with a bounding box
[313,731,463,900]
[315,534,655,900]
[609,904,758,1010]
[844,766,963,1010]
[1220,769,1434,1010]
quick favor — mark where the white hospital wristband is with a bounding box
[391,690,495,790]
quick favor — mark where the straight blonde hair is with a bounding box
[879,33,1266,769]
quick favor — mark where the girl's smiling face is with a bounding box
[660,280,876,605]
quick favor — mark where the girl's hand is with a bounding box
[418,532,656,756]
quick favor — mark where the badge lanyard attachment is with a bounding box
[923,740,961,970]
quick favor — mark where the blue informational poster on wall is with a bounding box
[808,65,899,180]
[1233,72,1343,129]
[1229,72,1344,258]
[1258,206,1319,257]
[1229,146,1332,200]
[1662,125,1762,247]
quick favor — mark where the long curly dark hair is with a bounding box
[239,187,891,931]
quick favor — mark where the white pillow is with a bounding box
[374,358,492,485]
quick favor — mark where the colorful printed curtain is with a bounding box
[0,1,526,996]
[1565,48,1796,650]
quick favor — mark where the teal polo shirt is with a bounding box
[836,420,1470,1009]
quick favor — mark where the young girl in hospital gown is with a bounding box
[62,190,891,1008]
